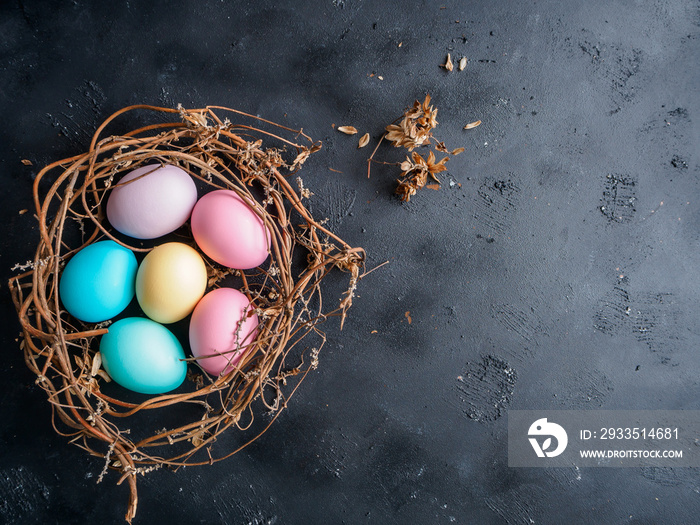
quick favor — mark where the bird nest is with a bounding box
[8,105,365,522]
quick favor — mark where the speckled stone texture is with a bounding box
[1,0,699,523]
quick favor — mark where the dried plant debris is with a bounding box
[337,125,358,135]
[337,95,478,202]
[396,150,449,202]
[442,53,454,71]
[385,94,439,151]
[368,94,476,202]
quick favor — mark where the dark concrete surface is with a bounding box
[1,0,699,523]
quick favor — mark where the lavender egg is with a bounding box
[106,164,198,240]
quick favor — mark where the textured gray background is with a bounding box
[1,0,699,523]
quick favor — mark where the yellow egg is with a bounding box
[135,242,207,324]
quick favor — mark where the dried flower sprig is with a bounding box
[395,150,449,202]
[384,94,438,151]
[368,94,469,202]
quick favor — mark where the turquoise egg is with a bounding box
[99,317,187,394]
[59,240,137,323]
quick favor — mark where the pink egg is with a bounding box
[189,287,259,376]
[190,190,270,269]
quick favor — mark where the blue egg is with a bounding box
[59,240,137,323]
[99,317,187,394]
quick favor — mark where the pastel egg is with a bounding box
[135,242,207,324]
[99,317,187,394]
[106,163,198,239]
[59,240,137,323]
[189,287,259,376]
[190,190,270,270]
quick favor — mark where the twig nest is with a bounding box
[8,105,365,523]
